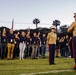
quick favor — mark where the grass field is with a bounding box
[36,71,76,75]
[0,57,76,75]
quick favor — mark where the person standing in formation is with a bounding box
[41,33,47,58]
[0,31,2,58]
[56,37,60,57]
[31,32,38,59]
[7,28,15,60]
[68,13,76,69]
[1,28,7,59]
[25,33,31,58]
[47,26,57,65]
[19,31,26,60]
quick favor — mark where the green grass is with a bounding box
[0,57,76,75]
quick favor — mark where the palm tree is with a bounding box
[52,20,60,33]
[33,18,40,28]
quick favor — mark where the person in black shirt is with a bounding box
[1,28,7,59]
[60,37,66,57]
[56,37,60,57]
[14,32,20,58]
[36,32,41,58]
[41,33,47,58]
[31,32,38,59]
[69,37,73,58]
[25,34,31,58]
[19,31,26,60]
[0,31,2,58]
[27,31,32,57]
[59,38,62,56]
[7,28,15,60]
[65,35,69,57]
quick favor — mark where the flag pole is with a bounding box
[12,19,14,30]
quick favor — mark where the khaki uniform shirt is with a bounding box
[47,32,57,44]
[69,21,76,36]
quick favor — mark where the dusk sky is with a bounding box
[0,0,76,30]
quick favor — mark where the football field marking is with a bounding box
[20,69,73,75]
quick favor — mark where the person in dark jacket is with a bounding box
[19,31,26,60]
[59,37,63,57]
[65,35,69,57]
[1,28,7,59]
[56,37,60,57]
[31,32,38,59]
[60,37,66,57]
[25,34,31,58]
[41,33,47,58]
[7,28,15,60]
[69,37,73,58]
[0,31,2,58]
[14,32,20,58]
[37,32,41,58]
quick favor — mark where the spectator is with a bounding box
[0,31,2,58]
[31,32,38,59]
[1,28,7,59]
[25,34,31,58]
[41,33,47,58]
[56,37,60,57]
[14,32,20,58]
[69,37,73,58]
[19,31,26,60]
[7,28,15,60]
[65,35,70,57]
[37,32,41,58]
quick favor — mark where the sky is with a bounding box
[0,0,76,30]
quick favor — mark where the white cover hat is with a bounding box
[74,13,76,18]
[50,26,56,29]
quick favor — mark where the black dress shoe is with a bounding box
[56,56,59,58]
[74,67,76,70]
[49,63,56,65]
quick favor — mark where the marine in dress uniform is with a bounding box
[68,13,76,69]
[47,26,57,65]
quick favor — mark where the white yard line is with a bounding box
[20,69,73,75]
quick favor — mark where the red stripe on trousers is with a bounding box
[49,44,51,64]
[72,39,75,62]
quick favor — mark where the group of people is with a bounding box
[0,13,76,70]
[0,27,72,61]
[56,35,73,58]
[0,29,47,60]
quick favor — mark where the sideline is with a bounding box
[20,69,73,75]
